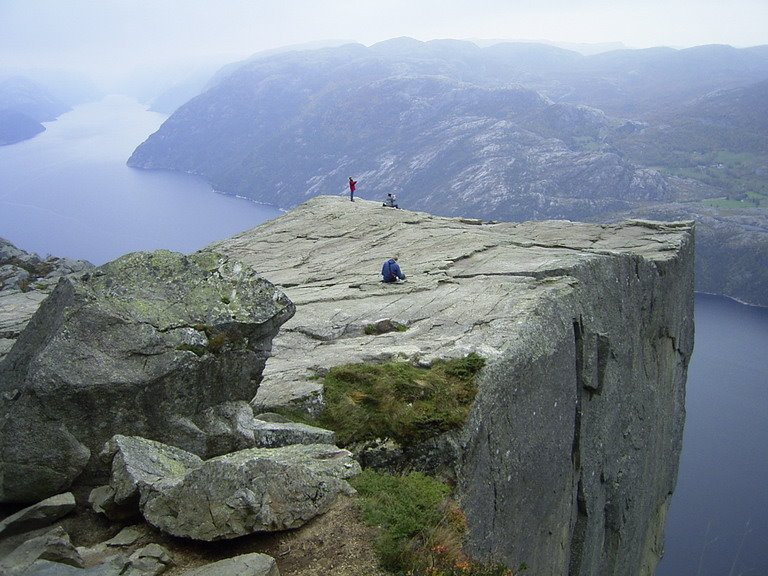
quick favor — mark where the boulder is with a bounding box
[0,250,294,502]
[180,553,279,576]
[123,543,174,576]
[0,237,93,296]
[15,542,173,576]
[75,524,155,569]
[0,492,76,537]
[89,435,203,520]
[0,238,94,362]
[141,444,360,540]
[0,526,84,575]
[191,401,335,457]
[97,435,360,541]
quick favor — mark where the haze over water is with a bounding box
[0,95,281,265]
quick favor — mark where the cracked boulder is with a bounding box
[0,250,295,503]
[96,435,360,541]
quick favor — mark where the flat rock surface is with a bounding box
[208,195,692,410]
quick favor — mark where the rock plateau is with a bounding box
[0,196,694,575]
[209,195,694,575]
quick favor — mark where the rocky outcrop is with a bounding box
[209,196,694,575]
[96,435,360,541]
[0,250,295,503]
[0,238,93,360]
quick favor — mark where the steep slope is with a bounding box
[128,44,668,221]
[127,41,768,218]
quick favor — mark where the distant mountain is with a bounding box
[549,44,768,117]
[148,68,221,115]
[0,109,45,145]
[0,76,72,145]
[0,76,71,122]
[127,38,768,306]
[128,41,669,221]
[621,78,768,157]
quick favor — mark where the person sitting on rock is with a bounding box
[382,193,399,209]
[381,257,406,283]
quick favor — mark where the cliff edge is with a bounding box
[209,195,694,575]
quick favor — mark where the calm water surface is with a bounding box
[658,294,768,575]
[0,95,281,264]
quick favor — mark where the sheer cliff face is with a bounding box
[460,232,694,575]
[209,196,694,576]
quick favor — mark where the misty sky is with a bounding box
[2,0,767,89]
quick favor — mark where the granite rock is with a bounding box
[0,250,294,502]
[98,435,361,541]
[209,196,694,575]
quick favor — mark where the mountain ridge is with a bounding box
[127,38,768,306]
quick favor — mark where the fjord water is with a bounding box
[658,294,768,575]
[0,95,281,265]
[1,97,767,575]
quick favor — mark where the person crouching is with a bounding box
[381,257,406,283]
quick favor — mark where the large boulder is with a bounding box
[181,553,279,576]
[0,250,295,502]
[97,435,361,541]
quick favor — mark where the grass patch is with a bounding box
[315,353,485,446]
[352,469,523,575]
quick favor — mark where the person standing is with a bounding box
[348,177,357,202]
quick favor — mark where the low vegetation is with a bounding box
[352,469,524,576]
[311,353,485,446]
[282,353,518,573]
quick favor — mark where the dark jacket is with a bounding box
[381,258,405,282]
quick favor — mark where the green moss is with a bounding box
[352,469,521,575]
[364,324,378,335]
[314,353,485,446]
